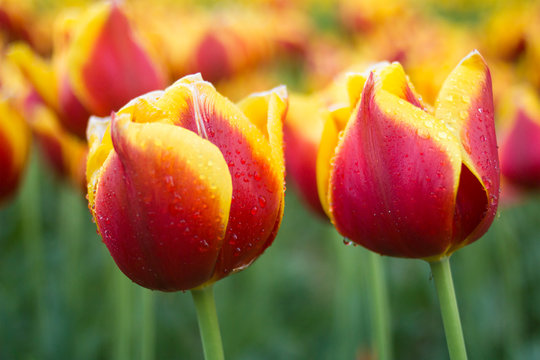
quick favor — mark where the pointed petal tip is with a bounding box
[459,49,488,69]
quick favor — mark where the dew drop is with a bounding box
[251,206,258,215]
[258,196,267,208]
[343,238,352,246]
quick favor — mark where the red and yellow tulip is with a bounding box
[499,85,540,190]
[66,2,166,117]
[317,51,499,259]
[8,1,166,139]
[86,74,287,291]
[23,92,87,190]
[0,96,30,203]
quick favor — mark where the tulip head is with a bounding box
[24,92,87,191]
[317,51,499,260]
[67,2,166,117]
[87,74,287,291]
[500,86,540,189]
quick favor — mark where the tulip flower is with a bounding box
[66,2,166,117]
[500,85,540,190]
[87,73,286,290]
[317,51,499,359]
[284,93,327,217]
[318,51,499,259]
[86,73,287,359]
[0,97,30,203]
[24,92,87,191]
[8,1,166,139]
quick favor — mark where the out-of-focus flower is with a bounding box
[0,53,30,203]
[0,0,52,55]
[86,74,287,291]
[338,0,408,34]
[66,2,166,117]
[520,15,540,90]
[499,85,540,190]
[480,3,531,62]
[8,1,166,138]
[134,5,310,83]
[355,16,477,105]
[317,51,499,259]
[8,42,92,139]
[24,91,87,190]
[284,93,327,217]
[0,96,30,203]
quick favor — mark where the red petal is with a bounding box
[78,5,165,115]
[501,109,540,188]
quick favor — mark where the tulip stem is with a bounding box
[429,257,468,360]
[191,285,225,360]
[368,251,392,360]
[140,289,155,360]
[19,151,46,357]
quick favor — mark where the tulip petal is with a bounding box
[284,94,326,216]
[58,74,92,138]
[67,3,165,116]
[27,104,87,189]
[501,108,540,187]
[376,62,425,109]
[7,43,59,111]
[329,74,462,258]
[155,75,286,278]
[92,114,232,291]
[0,99,30,201]
[435,50,499,247]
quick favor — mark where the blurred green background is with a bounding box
[1,152,539,359]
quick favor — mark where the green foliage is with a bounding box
[1,162,539,359]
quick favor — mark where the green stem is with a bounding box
[331,232,362,359]
[429,257,467,360]
[19,152,45,357]
[191,285,224,360]
[494,210,523,356]
[140,289,155,360]
[368,252,392,360]
[58,184,83,312]
[113,269,131,360]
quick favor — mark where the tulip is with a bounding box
[286,70,395,359]
[318,51,499,259]
[0,97,30,203]
[284,93,327,217]
[500,85,540,190]
[87,73,287,290]
[317,51,499,359]
[66,2,166,117]
[86,73,286,359]
[24,91,87,191]
[8,2,166,139]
